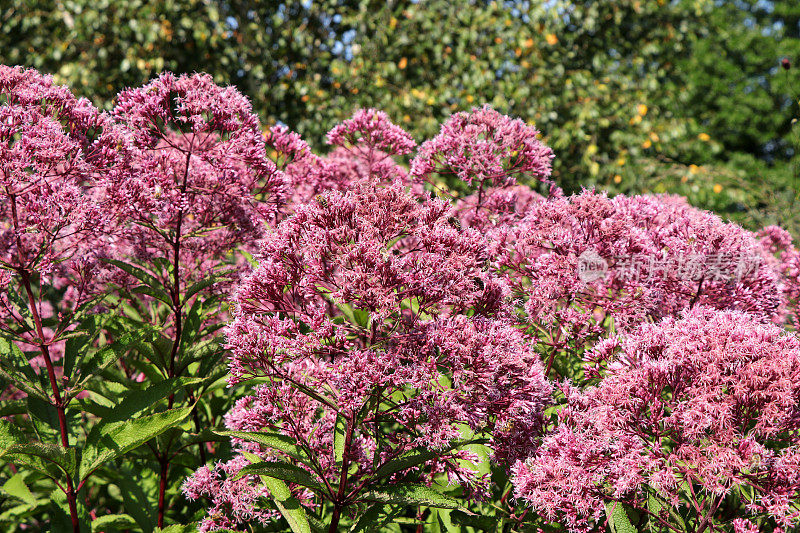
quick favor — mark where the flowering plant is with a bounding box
[2,67,800,533]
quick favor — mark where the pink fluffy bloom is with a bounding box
[0,65,116,343]
[757,224,800,327]
[512,307,800,532]
[411,106,554,189]
[266,123,413,210]
[454,184,546,232]
[102,72,286,292]
[493,190,782,375]
[183,456,279,532]
[189,179,552,530]
[326,108,416,155]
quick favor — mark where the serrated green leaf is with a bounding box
[2,473,36,507]
[0,399,26,417]
[131,285,173,307]
[101,258,164,292]
[184,273,228,301]
[373,440,483,482]
[450,509,499,530]
[215,430,312,467]
[0,366,50,402]
[349,504,383,533]
[235,460,326,494]
[154,525,201,533]
[93,376,202,424]
[0,337,36,380]
[334,414,346,467]
[360,484,467,510]
[606,501,638,533]
[91,513,138,531]
[26,396,60,438]
[4,442,77,477]
[258,474,311,533]
[63,333,89,379]
[77,329,156,384]
[79,407,192,480]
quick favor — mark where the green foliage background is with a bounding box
[4,0,800,231]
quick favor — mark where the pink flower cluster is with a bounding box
[491,190,782,372]
[512,307,800,531]
[182,103,800,531]
[0,65,118,340]
[411,105,554,187]
[195,179,552,523]
[326,108,416,155]
[104,72,286,290]
[182,109,558,530]
[266,123,412,210]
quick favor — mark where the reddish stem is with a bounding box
[10,193,80,532]
[157,458,168,529]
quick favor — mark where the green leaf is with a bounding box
[76,329,157,384]
[0,337,36,381]
[63,333,89,379]
[131,285,174,307]
[49,487,91,532]
[349,504,384,533]
[360,484,467,510]
[2,473,37,507]
[258,474,311,533]
[0,366,50,402]
[235,460,326,494]
[154,525,205,533]
[215,430,312,467]
[606,501,638,533]
[91,513,138,531]
[450,509,500,530]
[79,407,192,480]
[100,258,164,292]
[115,466,157,532]
[430,508,459,533]
[0,339,50,402]
[333,413,346,467]
[3,442,77,478]
[240,450,312,533]
[26,396,60,439]
[0,399,26,417]
[373,440,483,481]
[184,273,228,301]
[179,428,231,448]
[93,377,202,423]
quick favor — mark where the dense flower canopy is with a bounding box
[491,190,783,371]
[0,65,111,273]
[186,172,552,529]
[5,65,800,533]
[512,306,800,532]
[103,72,287,290]
[0,65,119,343]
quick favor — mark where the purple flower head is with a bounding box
[103,72,287,290]
[513,307,800,531]
[0,65,118,331]
[326,108,416,155]
[494,190,783,367]
[411,106,554,189]
[190,180,552,529]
